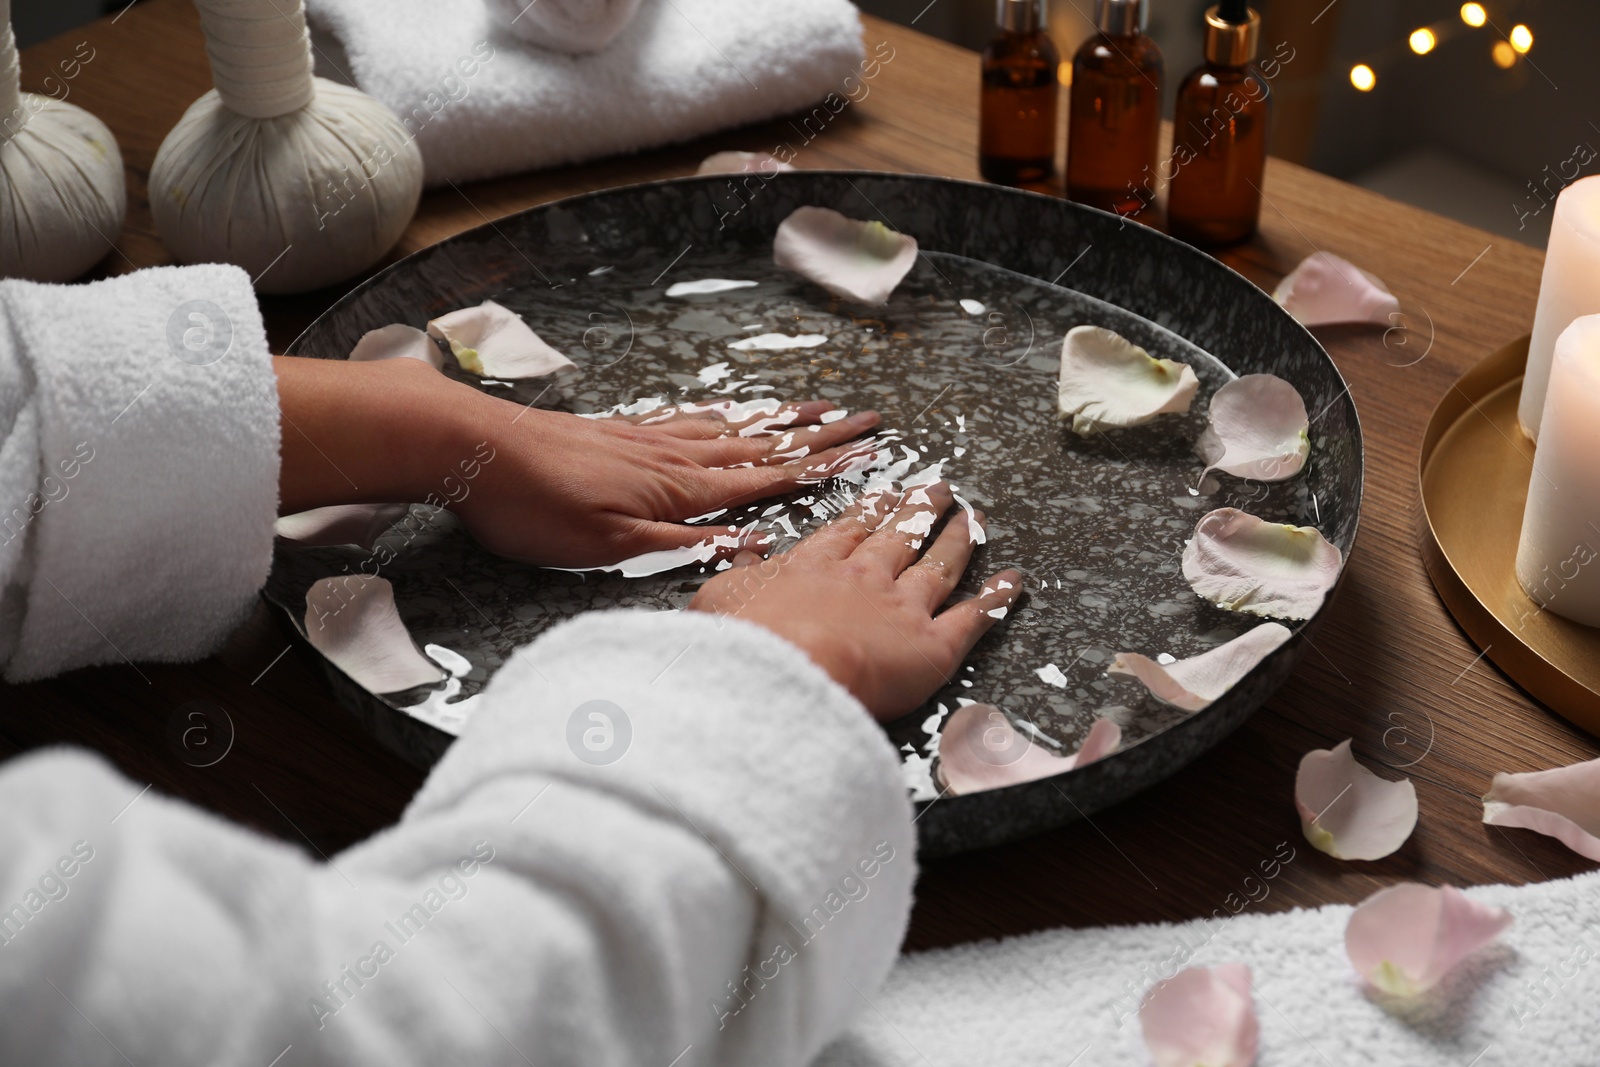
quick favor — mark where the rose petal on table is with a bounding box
[935,704,1120,796]
[1182,508,1343,620]
[1139,963,1260,1067]
[1057,325,1200,436]
[1482,756,1600,862]
[1296,739,1418,860]
[1196,374,1310,482]
[303,576,445,695]
[1274,251,1401,327]
[1109,623,1293,712]
[275,504,410,550]
[772,205,918,306]
[1345,883,1512,996]
[426,300,576,379]
[697,150,794,176]
[348,323,444,370]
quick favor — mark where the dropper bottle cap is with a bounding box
[1093,0,1147,36]
[996,0,1047,34]
[1202,0,1261,66]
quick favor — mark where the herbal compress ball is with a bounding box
[151,0,422,294]
[0,4,126,283]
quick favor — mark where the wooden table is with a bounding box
[6,0,1594,953]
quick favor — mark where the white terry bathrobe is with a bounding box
[0,265,915,1067]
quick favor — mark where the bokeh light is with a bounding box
[1492,40,1517,67]
[1510,24,1533,53]
[1461,3,1487,28]
[1409,28,1437,54]
[1350,64,1377,92]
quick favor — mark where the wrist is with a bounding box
[372,359,499,508]
[274,355,497,513]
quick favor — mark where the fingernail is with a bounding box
[796,400,833,418]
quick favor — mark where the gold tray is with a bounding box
[1420,336,1600,736]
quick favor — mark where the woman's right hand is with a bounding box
[687,483,1023,721]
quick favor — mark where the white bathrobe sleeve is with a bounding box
[0,263,280,682]
[0,266,916,1065]
[0,611,916,1067]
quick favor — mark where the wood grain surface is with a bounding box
[4,0,1593,953]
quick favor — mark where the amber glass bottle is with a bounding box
[1167,2,1269,245]
[1066,0,1163,218]
[979,0,1061,186]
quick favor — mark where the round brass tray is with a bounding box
[1420,335,1600,735]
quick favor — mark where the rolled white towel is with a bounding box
[484,0,643,54]
[306,0,868,185]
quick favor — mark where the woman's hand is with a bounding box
[274,354,883,569]
[456,398,882,568]
[688,483,1023,721]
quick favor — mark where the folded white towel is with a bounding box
[305,0,868,185]
[484,0,643,55]
[818,865,1600,1066]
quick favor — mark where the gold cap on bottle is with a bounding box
[1095,0,1146,36]
[997,0,1047,34]
[1202,4,1260,67]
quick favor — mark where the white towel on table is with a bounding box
[818,865,1600,1066]
[306,0,867,185]
[484,0,643,55]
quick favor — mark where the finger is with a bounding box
[609,520,773,568]
[789,489,901,561]
[900,509,988,612]
[730,550,765,569]
[627,399,835,435]
[647,416,731,441]
[603,403,702,426]
[853,482,955,575]
[689,434,890,511]
[934,567,1025,650]
[717,398,836,433]
[683,410,880,469]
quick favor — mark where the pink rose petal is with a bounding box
[1274,252,1401,327]
[1057,325,1200,435]
[1182,508,1343,620]
[1482,756,1600,862]
[1196,374,1310,482]
[348,324,444,370]
[276,504,410,550]
[427,300,576,379]
[1296,740,1418,860]
[1345,883,1512,996]
[697,151,794,176]
[773,206,918,306]
[1140,964,1259,1067]
[935,704,1119,796]
[1109,623,1293,712]
[303,576,445,695]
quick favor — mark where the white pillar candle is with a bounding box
[1520,175,1600,441]
[1516,314,1600,626]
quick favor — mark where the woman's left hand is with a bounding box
[455,396,883,568]
[276,355,883,569]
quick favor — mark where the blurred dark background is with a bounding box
[17,0,1592,246]
[863,0,1593,246]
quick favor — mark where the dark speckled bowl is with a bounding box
[279,172,1362,857]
